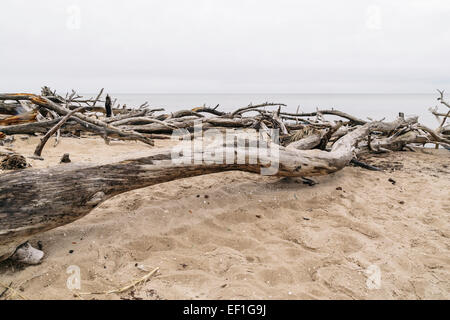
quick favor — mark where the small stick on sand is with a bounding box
[0,282,29,300]
[78,267,159,296]
[0,281,12,298]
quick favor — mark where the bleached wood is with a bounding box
[0,122,378,263]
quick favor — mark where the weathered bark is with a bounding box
[0,119,60,135]
[0,122,375,262]
[0,118,116,136]
[277,109,367,125]
[368,131,427,152]
[112,117,180,128]
[230,103,287,118]
[0,110,38,126]
[104,110,150,123]
[192,105,226,116]
[0,102,25,115]
[287,133,323,150]
[67,105,131,114]
[168,110,204,119]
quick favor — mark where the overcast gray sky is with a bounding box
[1,0,449,93]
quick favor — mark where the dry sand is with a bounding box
[0,135,449,300]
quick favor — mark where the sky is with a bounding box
[1,0,450,93]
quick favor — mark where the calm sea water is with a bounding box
[102,94,441,127]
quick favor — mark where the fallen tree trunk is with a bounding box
[0,121,376,263]
[0,119,172,142]
[0,119,61,135]
[0,87,446,264]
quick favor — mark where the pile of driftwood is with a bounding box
[0,87,449,265]
[1,86,449,155]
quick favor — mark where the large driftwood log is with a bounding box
[0,121,381,263]
[0,119,61,135]
[0,87,446,264]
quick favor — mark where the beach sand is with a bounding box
[0,135,449,300]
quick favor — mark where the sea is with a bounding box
[97,94,442,128]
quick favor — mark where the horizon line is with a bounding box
[80,92,437,95]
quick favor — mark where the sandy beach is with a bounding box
[0,135,448,300]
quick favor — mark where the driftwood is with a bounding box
[277,109,367,125]
[0,120,379,263]
[2,88,446,148]
[33,106,86,157]
[0,110,38,126]
[0,87,448,264]
[0,102,26,115]
[0,93,154,146]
